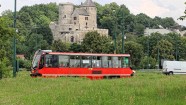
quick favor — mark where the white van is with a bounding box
[163,61,186,75]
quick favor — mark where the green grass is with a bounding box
[0,71,186,105]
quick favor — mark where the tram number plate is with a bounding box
[92,70,102,74]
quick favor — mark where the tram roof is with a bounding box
[46,52,130,57]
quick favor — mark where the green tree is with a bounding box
[161,17,176,28]
[70,43,82,52]
[152,40,174,61]
[134,23,145,35]
[51,40,70,52]
[0,17,15,78]
[179,37,186,60]
[125,41,144,69]
[81,31,113,53]
[139,56,157,69]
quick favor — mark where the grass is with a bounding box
[0,71,186,105]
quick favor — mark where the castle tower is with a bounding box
[59,2,74,25]
[58,2,74,34]
[81,0,97,29]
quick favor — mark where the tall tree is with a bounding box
[124,41,144,68]
[81,31,113,53]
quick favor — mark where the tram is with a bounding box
[30,50,134,79]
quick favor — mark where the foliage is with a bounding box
[139,56,157,69]
[51,40,70,52]
[125,41,144,69]
[18,59,31,70]
[179,37,186,60]
[152,39,174,60]
[70,43,82,53]
[133,23,145,35]
[0,57,12,79]
[81,31,113,53]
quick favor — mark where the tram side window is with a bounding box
[92,56,101,68]
[81,56,91,68]
[70,56,80,67]
[112,57,119,68]
[59,55,69,67]
[123,57,129,67]
[118,57,122,68]
[108,57,112,67]
[101,56,108,68]
[45,55,59,67]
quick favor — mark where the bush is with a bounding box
[18,59,31,70]
[139,56,157,69]
[0,57,12,79]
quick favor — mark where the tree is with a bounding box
[152,39,174,61]
[139,56,157,69]
[0,17,15,78]
[179,37,186,60]
[81,31,113,53]
[125,41,144,69]
[24,33,49,59]
[161,17,176,28]
[70,43,82,52]
[133,23,145,35]
[51,40,70,52]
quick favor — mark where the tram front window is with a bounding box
[32,55,41,69]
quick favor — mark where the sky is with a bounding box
[0,0,185,26]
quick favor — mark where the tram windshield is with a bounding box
[32,54,41,69]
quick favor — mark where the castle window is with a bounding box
[69,28,72,31]
[71,36,74,42]
[64,15,66,18]
[74,17,77,20]
[74,22,76,25]
[85,22,88,29]
[85,17,88,20]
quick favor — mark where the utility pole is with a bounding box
[147,36,150,69]
[157,47,159,70]
[122,10,125,54]
[175,37,178,61]
[13,0,17,77]
[113,10,117,54]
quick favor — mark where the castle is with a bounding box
[49,0,108,43]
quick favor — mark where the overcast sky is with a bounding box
[0,0,185,26]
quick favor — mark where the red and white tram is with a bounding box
[30,50,134,79]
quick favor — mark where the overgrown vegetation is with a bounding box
[0,71,186,105]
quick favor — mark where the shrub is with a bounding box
[18,59,31,70]
[0,57,12,79]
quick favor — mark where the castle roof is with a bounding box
[82,0,96,7]
[74,8,89,16]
